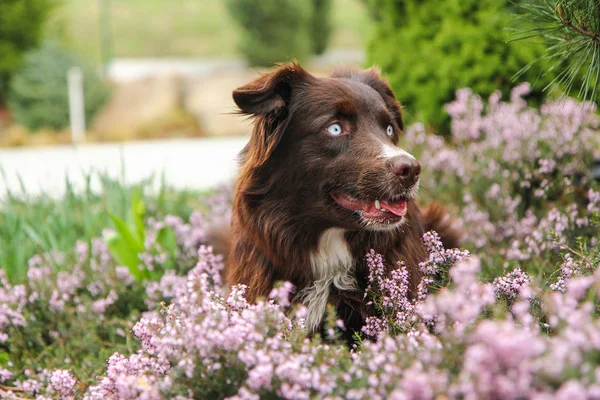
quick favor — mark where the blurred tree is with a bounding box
[0,0,55,104]
[310,0,334,55]
[363,0,555,131]
[516,0,600,103]
[8,42,111,131]
[226,0,313,66]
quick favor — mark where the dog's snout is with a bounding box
[388,156,421,185]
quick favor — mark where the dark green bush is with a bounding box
[0,0,55,102]
[226,0,313,66]
[8,42,111,131]
[364,0,554,131]
[310,0,334,55]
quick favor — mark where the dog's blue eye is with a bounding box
[327,123,343,136]
[387,125,394,137]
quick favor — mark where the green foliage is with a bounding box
[0,0,55,102]
[226,0,313,66]
[7,42,111,131]
[364,0,555,131]
[0,171,200,283]
[515,0,600,103]
[310,0,334,55]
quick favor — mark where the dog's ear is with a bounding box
[332,66,403,132]
[233,62,308,115]
[234,62,309,166]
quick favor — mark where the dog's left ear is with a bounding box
[332,67,403,131]
[233,62,308,116]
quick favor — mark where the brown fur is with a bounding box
[209,63,461,339]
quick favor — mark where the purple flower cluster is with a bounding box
[85,353,169,400]
[71,233,600,399]
[361,231,470,339]
[550,253,589,293]
[4,213,600,399]
[493,267,531,300]
[406,86,600,260]
[49,369,77,399]
[418,231,470,275]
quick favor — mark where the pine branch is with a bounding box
[513,0,600,104]
[556,3,599,42]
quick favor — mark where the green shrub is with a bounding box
[226,0,313,66]
[0,0,55,102]
[364,0,554,131]
[310,0,334,55]
[8,42,110,131]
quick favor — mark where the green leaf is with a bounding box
[108,212,143,253]
[106,212,145,281]
[130,188,146,244]
[156,225,178,255]
[104,231,143,280]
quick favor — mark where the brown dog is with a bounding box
[214,63,460,338]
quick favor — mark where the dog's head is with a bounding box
[234,62,420,232]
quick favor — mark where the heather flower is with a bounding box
[195,245,225,289]
[27,258,51,281]
[21,378,42,395]
[115,266,134,285]
[550,253,585,293]
[419,231,470,276]
[493,267,531,300]
[362,316,388,338]
[269,281,295,308]
[566,276,595,301]
[538,158,557,174]
[91,290,118,314]
[246,363,274,391]
[227,284,249,310]
[462,320,545,399]
[0,368,13,383]
[84,353,167,400]
[588,189,600,213]
[49,369,77,399]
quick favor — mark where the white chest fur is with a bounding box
[304,228,357,332]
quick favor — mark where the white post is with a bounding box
[68,66,86,144]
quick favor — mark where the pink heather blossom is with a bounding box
[21,378,42,395]
[246,363,274,391]
[268,281,295,308]
[555,380,588,400]
[588,189,600,213]
[418,231,470,275]
[566,276,595,301]
[493,267,531,300]
[551,253,585,293]
[49,369,77,399]
[115,266,134,285]
[91,290,118,314]
[0,368,13,383]
[362,316,388,338]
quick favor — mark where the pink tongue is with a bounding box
[380,200,407,217]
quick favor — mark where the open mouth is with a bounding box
[331,192,408,225]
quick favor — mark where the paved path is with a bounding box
[0,137,248,198]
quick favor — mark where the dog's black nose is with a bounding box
[388,156,421,185]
